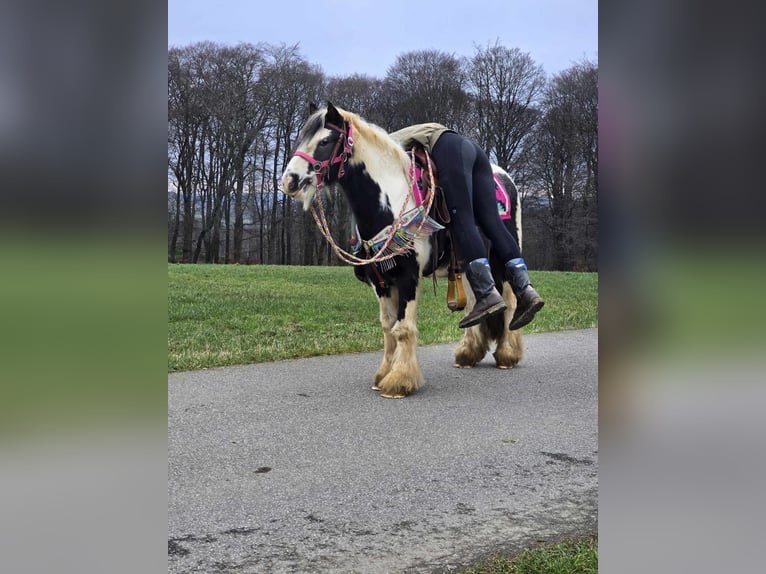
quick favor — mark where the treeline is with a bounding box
[168,41,597,271]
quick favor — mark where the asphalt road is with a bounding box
[168,328,598,573]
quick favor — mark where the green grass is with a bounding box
[459,536,597,574]
[168,264,597,372]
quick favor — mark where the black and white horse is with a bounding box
[282,103,523,398]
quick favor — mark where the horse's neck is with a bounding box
[342,129,411,238]
[338,166,394,240]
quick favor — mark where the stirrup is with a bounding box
[447,273,466,311]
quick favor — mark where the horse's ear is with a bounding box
[325,101,343,126]
[308,102,318,115]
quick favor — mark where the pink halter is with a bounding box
[293,122,354,190]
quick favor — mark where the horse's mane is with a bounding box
[333,108,411,176]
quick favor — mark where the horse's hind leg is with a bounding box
[453,275,490,367]
[494,328,523,368]
[493,284,523,368]
[454,325,491,367]
[373,292,398,391]
[454,271,523,368]
[378,286,424,398]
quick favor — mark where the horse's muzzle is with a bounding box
[281,171,310,198]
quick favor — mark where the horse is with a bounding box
[281,102,523,398]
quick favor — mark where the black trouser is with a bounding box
[430,132,522,263]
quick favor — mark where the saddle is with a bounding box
[411,144,466,312]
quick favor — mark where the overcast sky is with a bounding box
[168,0,597,78]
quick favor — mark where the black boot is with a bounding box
[459,258,507,329]
[505,258,544,331]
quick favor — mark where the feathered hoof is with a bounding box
[380,392,406,399]
[377,369,421,399]
[493,348,521,369]
[453,347,484,368]
[453,362,475,368]
[493,358,519,369]
[373,367,391,387]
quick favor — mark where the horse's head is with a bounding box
[281,102,353,210]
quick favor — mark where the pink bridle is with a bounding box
[292,121,354,190]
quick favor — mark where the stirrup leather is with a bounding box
[446,249,466,311]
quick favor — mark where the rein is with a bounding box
[308,144,442,268]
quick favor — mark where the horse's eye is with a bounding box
[319,137,331,146]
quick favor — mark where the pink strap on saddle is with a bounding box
[412,164,424,206]
[494,174,511,220]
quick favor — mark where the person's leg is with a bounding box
[504,257,545,330]
[468,141,520,262]
[431,133,505,328]
[467,140,545,331]
[430,133,486,262]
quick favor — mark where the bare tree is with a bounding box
[382,50,470,131]
[257,44,324,264]
[523,60,598,271]
[224,45,272,263]
[168,44,210,262]
[325,74,385,123]
[185,44,266,263]
[466,41,546,171]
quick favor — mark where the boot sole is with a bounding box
[509,300,545,331]
[458,302,507,329]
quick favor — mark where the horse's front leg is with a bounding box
[377,283,423,399]
[372,290,398,390]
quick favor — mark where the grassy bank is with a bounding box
[168,264,597,372]
[459,535,597,574]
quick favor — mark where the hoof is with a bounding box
[371,385,382,391]
[453,363,474,368]
[377,369,421,398]
[496,364,512,370]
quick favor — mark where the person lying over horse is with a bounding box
[389,123,544,331]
